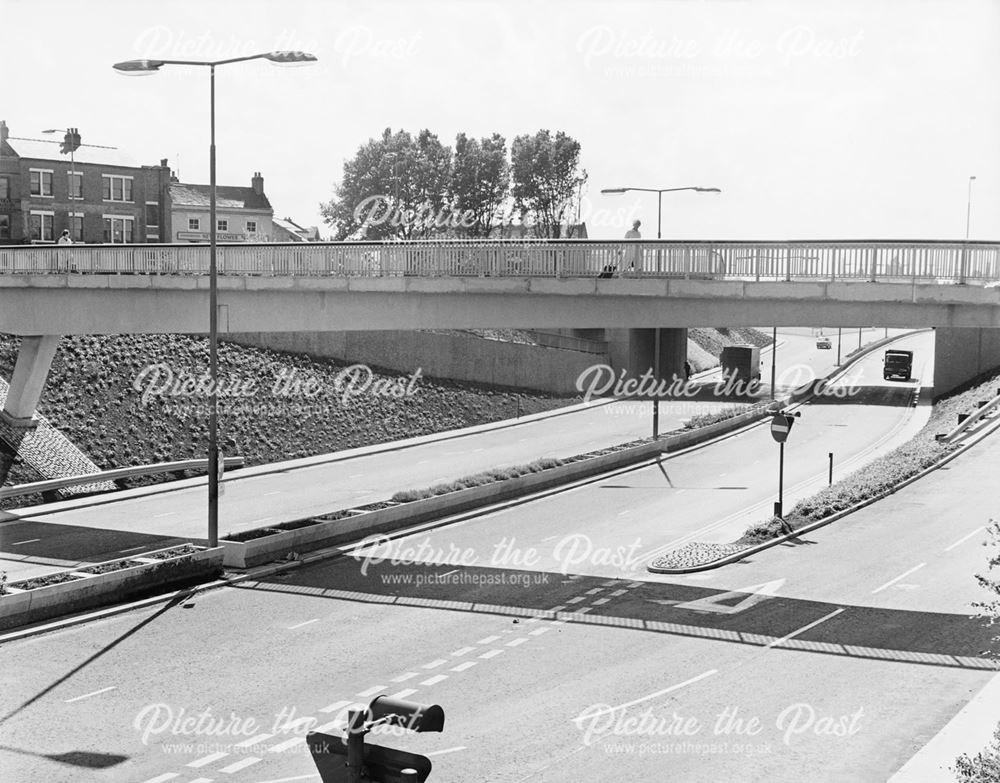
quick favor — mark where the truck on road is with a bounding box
[720,344,761,385]
[883,349,913,381]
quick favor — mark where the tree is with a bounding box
[449,133,510,237]
[320,128,453,240]
[510,130,587,238]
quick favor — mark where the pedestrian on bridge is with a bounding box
[624,219,643,276]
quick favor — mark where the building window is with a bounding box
[217,219,228,232]
[0,177,8,199]
[146,203,159,227]
[30,169,54,197]
[103,216,134,244]
[102,175,133,202]
[0,214,9,240]
[30,211,55,242]
[246,220,257,233]
[68,172,83,200]
[69,213,84,242]
[188,217,200,231]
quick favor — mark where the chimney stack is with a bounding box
[251,171,264,196]
[0,120,8,143]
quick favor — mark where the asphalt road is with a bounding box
[3,330,983,783]
[0,328,889,580]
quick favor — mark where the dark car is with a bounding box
[883,349,913,381]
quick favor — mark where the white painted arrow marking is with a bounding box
[673,579,786,615]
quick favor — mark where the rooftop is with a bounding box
[169,182,272,211]
[4,136,141,168]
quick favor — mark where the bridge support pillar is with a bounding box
[933,327,1000,397]
[2,335,61,428]
[607,328,687,385]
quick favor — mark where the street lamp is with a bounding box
[959,175,977,284]
[601,185,722,437]
[966,175,977,241]
[113,50,317,547]
[42,127,83,243]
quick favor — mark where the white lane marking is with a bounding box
[609,589,628,597]
[250,517,273,525]
[422,658,448,669]
[64,686,116,703]
[476,635,501,644]
[592,598,610,605]
[872,564,926,594]
[585,588,604,595]
[390,672,418,683]
[945,527,985,552]
[219,756,263,773]
[617,510,630,516]
[451,646,476,656]
[187,750,229,767]
[566,597,586,604]
[573,670,718,721]
[451,661,477,672]
[417,459,429,465]
[263,490,282,496]
[575,607,592,614]
[766,608,846,649]
[188,778,214,783]
[420,674,448,686]
[439,569,459,578]
[319,700,353,714]
[12,538,40,545]
[140,775,180,783]
[153,512,176,517]
[269,736,306,753]
[505,637,529,647]
[627,582,643,588]
[119,545,145,552]
[426,746,467,756]
[235,733,274,747]
[288,619,319,630]
[600,580,618,587]
[390,688,418,700]
[357,685,385,698]
[548,605,567,612]
[349,473,364,479]
[529,627,550,636]
[479,649,504,659]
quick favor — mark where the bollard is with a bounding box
[828,452,833,486]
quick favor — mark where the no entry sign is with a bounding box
[770,413,794,443]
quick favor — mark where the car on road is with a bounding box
[816,336,832,349]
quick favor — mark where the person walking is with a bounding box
[624,219,642,276]
[57,229,73,273]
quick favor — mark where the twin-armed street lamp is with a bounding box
[113,50,317,546]
[601,185,722,437]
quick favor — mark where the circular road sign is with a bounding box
[770,413,793,443]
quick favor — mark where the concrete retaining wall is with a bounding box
[225,330,605,395]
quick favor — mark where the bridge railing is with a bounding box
[1,240,998,284]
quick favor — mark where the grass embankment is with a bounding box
[738,368,1000,544]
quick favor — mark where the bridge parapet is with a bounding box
[1,239,998,285]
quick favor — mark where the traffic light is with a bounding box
[368,696,444,733]
[60,128,81,155]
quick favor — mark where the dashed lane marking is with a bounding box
[505,638,529,647]
[390,689,418,700]
[140,774,180,783]
[945,527,985,552]
[287,619,319,630]
[319,700,353,714]
[420,674,448,686]
[269,736,306,753]
[529,627,550,636]
[187,750,229,767]
[218,756,263,773]
[426,746,468,756]
[357,685,385,698]
[476,635,501,644]
[12,538,40,545]
[65,686,116,703]
[451,661,477,672]
[450,646,476,656]
[609,589,628,597]
[422,658,448,669]
[235,733,274,747]
[566,597,586,604]
[872,564,926,594]
[585,588,604,595]
[765,608,846,650]
[479,649,504,659]
[573,670,719,721]
[390,672,418,683]
[592,598,610,605]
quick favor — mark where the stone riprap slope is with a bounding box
[0,335,578,490]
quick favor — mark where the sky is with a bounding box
[3,0,997,241]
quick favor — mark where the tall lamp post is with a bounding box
[601,185,722,437]
[960,175,977,284]
[42,128,82,240]
[113,51,317,546]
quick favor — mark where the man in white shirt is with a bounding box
[57,229,73,273]
[624,219,642,275]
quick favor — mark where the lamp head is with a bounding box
[113,59,164,75]
[601,188,628,195]
[265,51,318,66]
[694,187,722,193]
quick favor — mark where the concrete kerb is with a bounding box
[649,376,1000,576]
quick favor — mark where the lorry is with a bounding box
[883,349,913,381]
[720,344,761,385]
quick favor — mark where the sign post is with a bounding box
[769,412,799,522]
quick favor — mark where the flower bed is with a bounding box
[78,560,146,574]
[11,572,83,590]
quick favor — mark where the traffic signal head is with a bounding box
[368,695,444,733]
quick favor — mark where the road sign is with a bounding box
[770,413,793,443]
